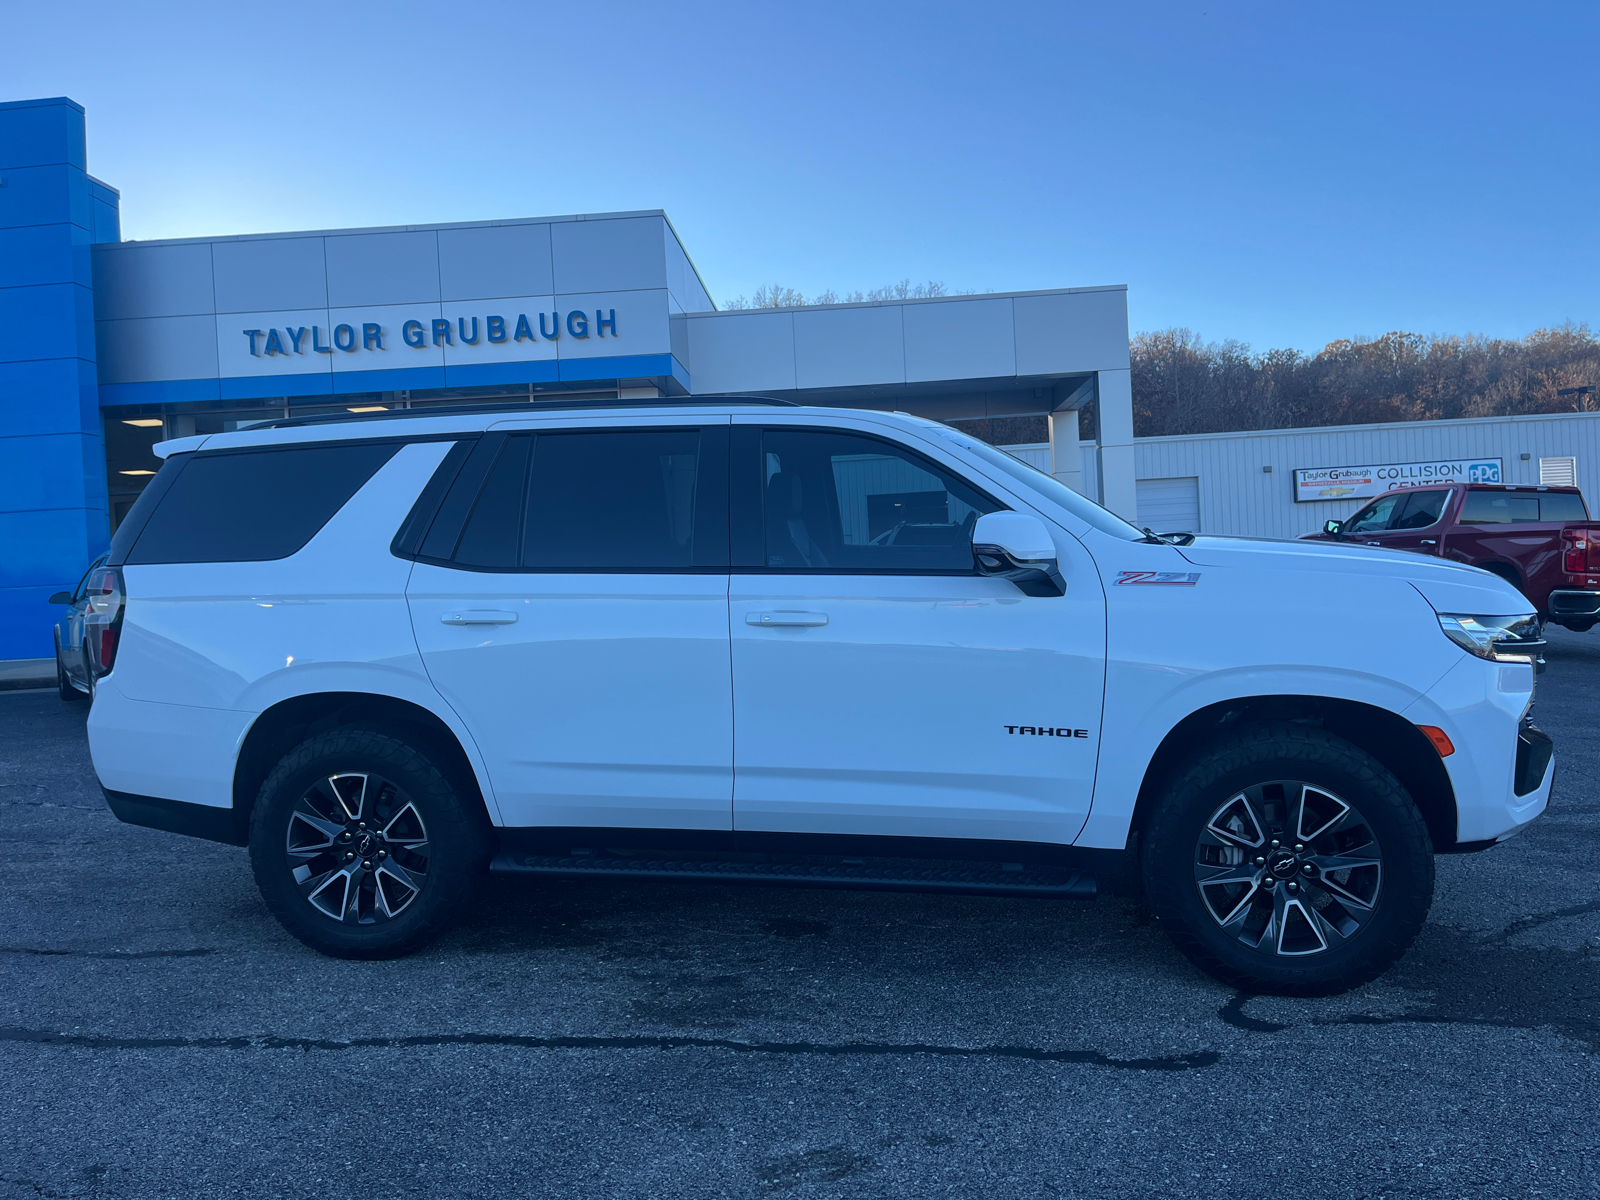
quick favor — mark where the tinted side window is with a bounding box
[1342,494,1402,534]
[522,429,720,571]
[125,442,400,565]
[1461,492,1541,524]
[453,435,531,569]
[1541,493,1589,521]
[759,429,999,572]
[1391,489,1450,530]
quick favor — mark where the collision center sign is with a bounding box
[1292,458,1503,503]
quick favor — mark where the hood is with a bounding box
[1178,535,1533,616]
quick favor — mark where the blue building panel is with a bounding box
[440,360,560,390]
[0,223,86,287]
[0,506,106,593]
[557,353,678,385]
[0,432,107,512]
[96,377,221,408]
[220,372,335,401]
[0,96,86,171]
[0,358,99,435]
[331,365,448,395]
[0,282,95,364]
[0,163,94,232]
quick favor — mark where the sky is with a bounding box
[9,1,1597,353]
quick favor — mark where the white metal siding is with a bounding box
[1005,411,1600,540]
[1136,477,1200,532]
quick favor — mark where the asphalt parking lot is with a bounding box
[3,635,1598,1200]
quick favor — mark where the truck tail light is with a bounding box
[1562,529,1587,574]
[84,564,125,678]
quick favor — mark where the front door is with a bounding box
[1370,488,1452,555]
[408,421,734,830]
[728,421,1106,845]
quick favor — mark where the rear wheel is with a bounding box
[1142,724,1433,996]
[248,728,487,959]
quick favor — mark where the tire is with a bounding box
[1141,724,1434,996]
[55,642,83,703]
[1556,618,1595,633]
[248,727,488,959]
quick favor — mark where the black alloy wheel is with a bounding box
[286,771,431,924]
[249,728,488,959]
[1193,781,1382,957]
[1143,724,1434,996]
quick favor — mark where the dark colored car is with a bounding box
[1306,484,1600,630]
[49,554,106,701]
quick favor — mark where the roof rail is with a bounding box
[253,395,800,430]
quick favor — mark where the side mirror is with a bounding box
[1323,519,1343,537]
[48,592,73,606]
[972,511,1066,597]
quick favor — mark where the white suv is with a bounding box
[84,400,1554,994]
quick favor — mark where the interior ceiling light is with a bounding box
[123,418,164,427]
[119,469,156,476]
[347,405,388,413]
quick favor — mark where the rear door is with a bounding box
[727,418,1106,845]
[406,420,734,831]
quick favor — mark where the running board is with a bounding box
[489,852,1096,899]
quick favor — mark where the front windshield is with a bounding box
[936,429,1145,540]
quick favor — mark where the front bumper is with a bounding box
[1404,655,1553,845]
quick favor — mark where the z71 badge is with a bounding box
[1115,570,1201,586]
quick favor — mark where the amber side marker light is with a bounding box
[1418,725,1455,757]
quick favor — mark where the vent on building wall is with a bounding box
[1539,456,1578,487]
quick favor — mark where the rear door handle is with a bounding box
[745,611,829,627]
[440,610,518,626]
[1420,539,1437,546]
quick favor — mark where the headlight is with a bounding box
[1437,612,1543,661]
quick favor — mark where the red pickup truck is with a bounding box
[1307,483,1600,631]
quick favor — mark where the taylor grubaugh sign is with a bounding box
[1292,458,1503,502]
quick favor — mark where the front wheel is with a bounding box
[1142,725,1434,996]
[248,728,487,959]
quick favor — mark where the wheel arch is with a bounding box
[232,692,495,845]
[1476,560,1522,589]
[1129,695,1460,854]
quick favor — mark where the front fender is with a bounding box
[1075,665,1439,848]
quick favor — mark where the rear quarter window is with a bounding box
[1540,493,1589,522]
[122,442,401,565]
[1460,492,1541,524]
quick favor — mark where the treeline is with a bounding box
[1131,325,1599,438]
[722,279,980,309]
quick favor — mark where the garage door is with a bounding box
[1136,476,1201,533]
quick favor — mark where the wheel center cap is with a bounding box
[1268,852,1299,879]
[355,831,377,856]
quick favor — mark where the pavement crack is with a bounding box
[1490,899,1600,944]
[1217,992,1288,1032]
[0,946,217,960]
[0,1026,1219,1070]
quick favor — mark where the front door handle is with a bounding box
[440,610,518,626]
[1420,539,1437,546]
[1366,541,1382,547]
[745,611,829,627]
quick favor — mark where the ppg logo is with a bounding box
[1467,462,1502,484]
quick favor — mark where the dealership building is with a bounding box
[0,96,1137,663]
[3,96,1596,668]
